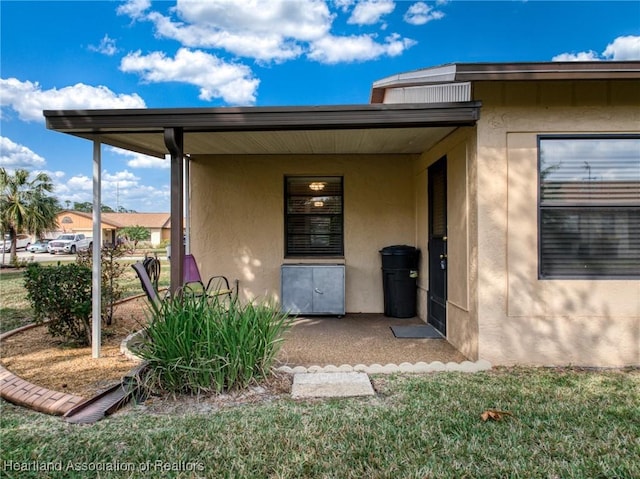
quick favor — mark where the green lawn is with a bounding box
[0,269,33,333]
[1,368,638,478]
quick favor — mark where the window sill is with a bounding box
[283,257,345,265]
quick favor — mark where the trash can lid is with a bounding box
[379,245,418,255]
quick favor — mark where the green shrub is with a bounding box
[76,245,126,325]
[23,263,92,345]
[135,294,292,394]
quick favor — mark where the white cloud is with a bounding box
[120,48,260,104]
[136,0,333,63]
[552,51,600,62]
[117,0,415,65]
[308,32,415,63]
[101,169,170,211]
[116,0,151,20]
[109,147,170,169]
[0,136,46,169]
[334,0,354,13]
[89,34,119,56]
[147,12,304,63]
[603,35,640,60]
[553,35,640,62]
[404,2,445,26]
[348,0,395,25]
[0,78,146,122]
[55,169,170,212]
[175,0,332,41]
[103,169,140,189]
[66,175,93,191]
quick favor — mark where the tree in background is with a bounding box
[119,225,150,252]
[0,168,59,264]
[72,201,136,213]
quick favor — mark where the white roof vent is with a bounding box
[383,82,471,104]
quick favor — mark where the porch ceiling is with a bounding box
[77,126,457,157]
[44,102,480,158]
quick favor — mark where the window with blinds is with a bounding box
[285,176,344,257]
[538,136,640,278]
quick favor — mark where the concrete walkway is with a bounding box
[291,372,375,399]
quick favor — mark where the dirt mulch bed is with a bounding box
[0,297,150,399]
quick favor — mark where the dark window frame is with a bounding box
[537,134,640,279]
[284,176,344,258]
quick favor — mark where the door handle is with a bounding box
[314,288,324,294]
[439,254,447,259]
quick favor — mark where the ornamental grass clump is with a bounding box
[136,293,292,394]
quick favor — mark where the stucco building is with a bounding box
[45,61,640,367]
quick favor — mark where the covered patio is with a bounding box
[276,314,467,368]
[45,102,481,359]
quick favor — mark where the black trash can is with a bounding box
[380,245,420,318]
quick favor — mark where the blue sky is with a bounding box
[1,0,639,212]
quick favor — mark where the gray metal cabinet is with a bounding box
[281,264,345,315]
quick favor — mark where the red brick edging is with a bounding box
[0,324,86,415]
[0,293,149,416]
[0,365,85,415]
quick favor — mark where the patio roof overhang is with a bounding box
[44,101,481,358]
[44,101,481,158]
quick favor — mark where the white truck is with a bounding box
[47,233,92,255]
[1,234,31,252]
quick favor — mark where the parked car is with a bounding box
[47,233,92,254]
[27,240,51,253]
[1,234,31,252]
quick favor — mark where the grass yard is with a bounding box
[0,269,33,333]
[1,367,638,478]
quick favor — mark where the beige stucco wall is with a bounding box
[474,80,640,366]
[189,154,417,313]
[415,128,479,360]
[149,229,163,247]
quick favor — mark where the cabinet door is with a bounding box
[312,266,345,315]
[281,266,313,314]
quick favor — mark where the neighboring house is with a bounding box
[52,210,114,241]
[44,61,640,367]
[52,210,171,247]
[102,212,172,246]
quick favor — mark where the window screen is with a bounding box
[285,176,344,257]
[539,136,640,278]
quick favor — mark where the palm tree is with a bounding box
[0,168,59,264]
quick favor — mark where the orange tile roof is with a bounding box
[101,213,170,228]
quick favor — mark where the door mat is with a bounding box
[390,324,443,339]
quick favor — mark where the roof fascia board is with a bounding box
[370,61,640,102]
[44,102,481,134]
[372,64,458,89]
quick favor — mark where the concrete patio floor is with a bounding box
[275,314,467,368]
